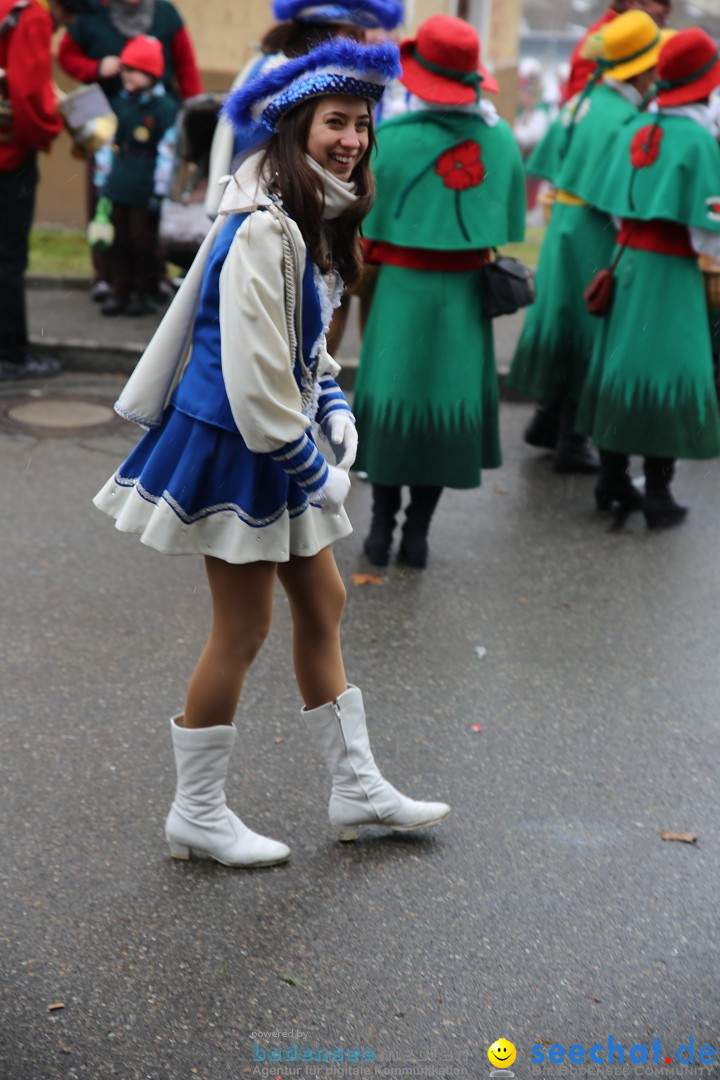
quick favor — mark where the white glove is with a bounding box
[322,412,358,471]
[314,463,351,515]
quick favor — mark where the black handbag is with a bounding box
[480,254,536,318]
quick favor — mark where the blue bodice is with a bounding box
[172,209,324,434]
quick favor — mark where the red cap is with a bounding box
[120,35,165,80]
[656,27,720,107]
[399,14,499,106]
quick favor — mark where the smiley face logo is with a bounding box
[488,1039,516,1069]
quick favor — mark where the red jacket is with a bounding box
[0,0,62,170]
[561,8,618,104]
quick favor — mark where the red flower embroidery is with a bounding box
[435,140,486,191]
[630,124,663,169]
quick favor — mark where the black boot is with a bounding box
[398,486,442,569]
[126,293,158,317]
[363,485,401,566]
[554,399,600,474]
[101,292,126,316]
[595,450,643,512]
[643,457,688,528]
[524,399,561,450]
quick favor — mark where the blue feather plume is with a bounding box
[223,38,401,135]
[272,0,404,31]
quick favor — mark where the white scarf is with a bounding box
[305,155,359,219]
[660,103,717,136]
[604,78,643,108]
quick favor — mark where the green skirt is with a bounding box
[506,202,616,402]
[352,264,500,489]
[576,246,720,460]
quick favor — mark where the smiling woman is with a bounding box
[306,98,371,182]
[92,35,451,869]
[259,90,376,288]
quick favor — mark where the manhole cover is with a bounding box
[8,400,114,428]
[1,394,122,437]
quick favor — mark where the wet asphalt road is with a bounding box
[2,372,720,1080]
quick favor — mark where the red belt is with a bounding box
[617,219,694,258]
[363,239,490,272]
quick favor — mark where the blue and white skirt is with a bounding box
[93,406,352,563]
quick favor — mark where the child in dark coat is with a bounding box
[101,35,177,316]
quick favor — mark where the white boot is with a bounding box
[165,716,290,867]
[302,685,450,841]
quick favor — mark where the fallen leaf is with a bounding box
[48,1002,65,1011]
[584,994,601,1003]
[471,723,483,733]
[539,1038,551,1048]
[280,974,302,986]
[494,484,509,495]
[351,573,383,586]
[661,830,697,845]
[273,736,285,744]
[475,646,487,660]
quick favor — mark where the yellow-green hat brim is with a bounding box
[603,29,675,82]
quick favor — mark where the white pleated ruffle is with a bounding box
[93,477,352,564]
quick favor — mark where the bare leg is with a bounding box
[277,547,347,709]
[183,556,277,728]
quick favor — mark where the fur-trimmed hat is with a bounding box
[224,37,401,135]
[272,0,403,31]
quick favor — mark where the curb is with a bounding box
[26,336,526,399]
[29,336,146,377]
[27,275,90,291]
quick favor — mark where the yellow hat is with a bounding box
[599,11,670,81]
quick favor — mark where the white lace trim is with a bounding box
[309,262,345,367]
[313,263,344,333]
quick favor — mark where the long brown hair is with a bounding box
[261,96,376,286]
[261,20,363,58]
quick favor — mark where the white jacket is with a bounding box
[115,152,342,434]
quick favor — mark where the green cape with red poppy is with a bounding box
[526,82,640,201]
[362,110,525,251]
[583,111,720,231]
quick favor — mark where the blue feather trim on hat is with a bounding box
[223,38,401,136]
[272,0,403,31]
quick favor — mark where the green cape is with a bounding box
[363,110,526,251]
[576,246,720,459]
[584,111,720,231]
[527,82,639,199]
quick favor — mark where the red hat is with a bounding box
[656,27,720,107]
[120,35,165,80]
[399,14,499,105]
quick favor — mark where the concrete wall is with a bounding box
[36,0,519,227]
